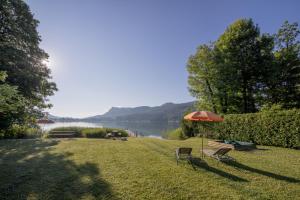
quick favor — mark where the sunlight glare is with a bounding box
[42,58,54,69]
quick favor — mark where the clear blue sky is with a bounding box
[26,0,300,117]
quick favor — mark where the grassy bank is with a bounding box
[0,138,299,199]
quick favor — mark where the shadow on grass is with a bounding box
[223,160,300,183]
[190,158,248,182]
[0,139,119,200]
[248,148,269,152]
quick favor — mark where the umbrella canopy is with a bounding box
[184,111,223,158]
[184,111,223,122]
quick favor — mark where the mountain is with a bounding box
[48,114,60,120]
[50,101,196,123]
[48,114,81,122]
[102,106,151,119]
[111,102,195,122]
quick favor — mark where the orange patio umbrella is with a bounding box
[184,111,224,122]
[184,111,224,158]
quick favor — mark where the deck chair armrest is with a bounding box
[175,148,180,159]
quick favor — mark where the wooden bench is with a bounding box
[48,131,76,138]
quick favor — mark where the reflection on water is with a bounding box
[40,121,180,137]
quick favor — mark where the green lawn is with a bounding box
[0,138,299,200]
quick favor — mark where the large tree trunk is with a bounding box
[242,82,248,113]
[205,79,217,113]
[247,86,256,112]
[220,90,228,113]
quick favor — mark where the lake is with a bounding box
[40,121,180,137]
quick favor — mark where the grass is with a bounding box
[0,138,299,200]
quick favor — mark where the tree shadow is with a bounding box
[255,148,269,151]
[0,139,119,200]
[190,158,248,182]
[223,160,300,183]
[248,148,269,152]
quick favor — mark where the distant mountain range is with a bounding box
[49,101,196,123]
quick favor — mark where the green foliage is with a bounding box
[0,71,29,130]
[0,0,57,126]
[187,44,220,113]
[215,19,274,113]
[49,126,85,132]
[187,19,300,114]
[212,109,300,148]
[81,128,108,138]
[270,21,300,108]
[180,119,199,137]
[180,119,222,139]
[260,103,284,112]
[163,128,186,140]
[48,127,128,138]
[0,124,42,139]
[0,71,7,81]
[104,128,128,137]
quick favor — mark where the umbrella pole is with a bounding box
[202,133,204,158]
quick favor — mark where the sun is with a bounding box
[42,58,52,68]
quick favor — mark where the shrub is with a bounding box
[212,109,300,148]
[0,124,42,139]
[23,127,43,138]
[163,128,186,140]
[81,128,107,138]
[104,128,128,137]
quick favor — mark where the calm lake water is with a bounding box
[40,121,180,137]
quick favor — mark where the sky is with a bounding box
[25,0,300,117]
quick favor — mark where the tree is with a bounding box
[0,0,57,121]
[215,19,274,113]
[271,21,300,108]
[187,44,220,113]
[0,71,28,129]
[187,19,274,114]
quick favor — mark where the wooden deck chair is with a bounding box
[175,147,193,165]
[202,147,233,161]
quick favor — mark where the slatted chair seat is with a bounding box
[202,147,234,161]
[175,147,193,165]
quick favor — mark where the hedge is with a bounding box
[212,109,300,148]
